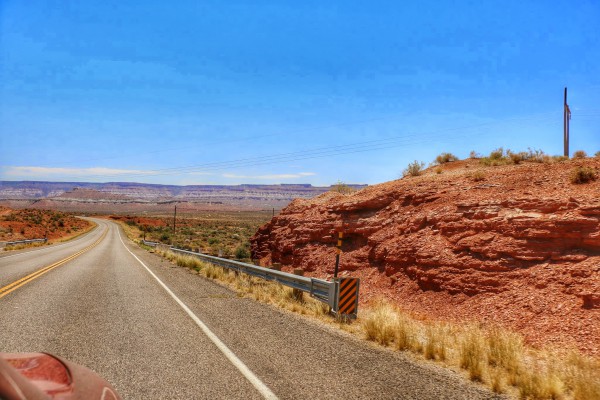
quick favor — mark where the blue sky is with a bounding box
[1,1,599,186]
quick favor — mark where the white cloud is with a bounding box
[222,172,316,180]
[1,166,155,178]
[0,166,316,184]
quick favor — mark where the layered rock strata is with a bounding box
[251,158,600,355]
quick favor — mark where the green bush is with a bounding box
[234,245,250,260]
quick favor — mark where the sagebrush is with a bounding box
[403,160,425,177]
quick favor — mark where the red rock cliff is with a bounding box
[251,158,600,355]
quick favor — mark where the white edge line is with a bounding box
[115,225,279,400]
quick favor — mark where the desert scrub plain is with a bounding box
[0,207,93,249]
[111,210,273,260]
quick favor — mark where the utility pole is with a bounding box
[564,87,571,157]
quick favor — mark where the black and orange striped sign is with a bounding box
[337,277,359,317]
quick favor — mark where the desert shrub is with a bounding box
[469,150,481,158]
[489,147,505,160]
[595,151,600,157]
[159,233,171,242]
[234,245,250,260]
[434,152,459,165]
[435,167,443,174]
[573,150,587,158]
[481,147,550,166]
[570,167,597,184]
[331,180,355,194]
[525,147,546,163]
[507,150,527,164]
[480,148,511,166]
[402,160,425,177]
[551,155,568,163]
[471,170,485,182]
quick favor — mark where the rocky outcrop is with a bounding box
[251,158,600,355]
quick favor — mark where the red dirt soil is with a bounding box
[0,207,91,242]
[251,158,600,356]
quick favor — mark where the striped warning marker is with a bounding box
[337,277,359,316]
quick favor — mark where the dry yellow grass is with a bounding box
[487,326,523,375]
[358,300,599,399]
[459,326,486,382]
[424,324,448,361]
[395,314,419,352]
[516,363,564,400]
[362,300,399,346]
[564,352,600,400]
[3,241,47,251]
[162,250,331,320]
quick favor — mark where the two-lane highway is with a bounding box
[0,219,501,399]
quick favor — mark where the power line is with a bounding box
[40,113,405,168]
[54,112,559,181]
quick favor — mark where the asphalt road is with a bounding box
[0,219,502,399]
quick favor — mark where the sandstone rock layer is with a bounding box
[251,158,600,355]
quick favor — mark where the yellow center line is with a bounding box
[0,227,108,299]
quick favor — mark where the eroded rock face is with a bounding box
[251,158,600,355]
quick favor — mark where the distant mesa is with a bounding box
[0,181,368,212]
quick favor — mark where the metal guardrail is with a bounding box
[141,240,159,247]
[0,238,47,248]
[168,247,359,317]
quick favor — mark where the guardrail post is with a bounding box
[292,269,304,301]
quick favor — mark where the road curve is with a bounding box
[0,219,502,399]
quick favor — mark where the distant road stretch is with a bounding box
[0,219,500,399]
